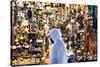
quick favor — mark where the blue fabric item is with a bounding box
[49,28,68,64]
[27,9,32,18]
[68,55,75,63]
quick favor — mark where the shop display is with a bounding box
[11,0,97,66]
